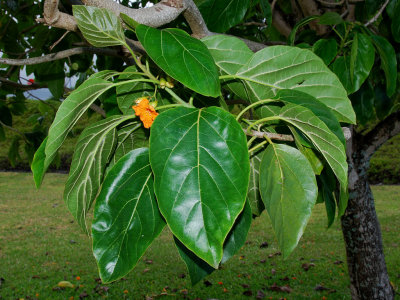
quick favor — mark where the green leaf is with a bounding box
[136,25,220,97]
[31,137,47,188]
[116,66,156,115]
[0,124,5,141]
[276,104,348,194]
[199,0,250,33]
[235,46,355,123]
[92,148,165,283]
[248,150,264,216]
[275,89,345,146]
[318,168,337,228]
[73,6,126,47]
[259,143,317,258]
[175,200,252,285]
[318,12,344,25]
[374,85,394,120]
[349,33,375,94]
[150,106,249,268]
[312,38,337,65]
[370,35,397,97]
[350,81,375,125]
[64,116,134,232]
[44,75,114,176]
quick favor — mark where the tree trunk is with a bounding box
[341,130,394,300]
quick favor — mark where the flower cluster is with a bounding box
[132,97,158,128]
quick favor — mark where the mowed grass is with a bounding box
[0,173,399,300]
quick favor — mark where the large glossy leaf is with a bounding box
[248,150,264,216]
[259,143,317,258]
[136,25,220,97]
[150,106,249,267]
[44,76,114,181]
[92,148,165,283]
[274,89,345,145]
[370,35,397,97]
[64,116,134,232]
[116,66,156,115]
[199,0,250,33]
[276,104,348,194]
[73,6,126,47]
[175,200,252,285]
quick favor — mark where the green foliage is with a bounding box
[1,0,397,288]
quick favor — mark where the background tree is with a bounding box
[1,1,399,299]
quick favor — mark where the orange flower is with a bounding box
[132,97,158,129]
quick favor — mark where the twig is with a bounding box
[316,0,345,6]
[244,129,294,142]
[364,0,389,27]
[49,31,70,51]
[0,47,122,66]
[0,77,46,91]
[0,120,30,143]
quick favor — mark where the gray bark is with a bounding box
[341,126,396,299]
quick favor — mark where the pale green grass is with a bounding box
[0,172,399,299]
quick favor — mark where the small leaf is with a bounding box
[120,13,139,30]
[199,0,250,33]
[73,6,126,47]
[150,106,249,267]
[92,148,165,283]
[31,137,47,188]
[136,25,220,97]
[318,12,344,25]
[288,16,319,46]
[370,35,397,97]
[259,144,317,257]
[350,81,375,125]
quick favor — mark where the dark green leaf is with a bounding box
[312,38,337,65]
[150,106,249,267]
[391,2,400,42]
[259,144,317,258]
[288,16,319,46]
[136,25,220,97]
[65,116,135,232]
[260,0,272,28]
[92,148,165,283]
[374,85,394,120]
[349,33,375,94]
[176,200,252,284]
[318,168,337,228]
[8,137,21,167]
[370,35,397,97]
[199,0,250,32]
[73,6,126,47]
[120,13,139,30]
[350,81,375,125]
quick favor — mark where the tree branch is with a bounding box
[183,0,210,38]
[364,0,389,27]
[272,9,292,38]
[245,129,294,142]
[0,77,46,91]
[358,111,400,160]
[0,47,122,66]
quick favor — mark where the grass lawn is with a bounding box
[0,172,399,299]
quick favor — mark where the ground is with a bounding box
[0,172,399,299]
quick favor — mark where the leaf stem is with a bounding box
[236,99,277,121]
[156,104,183,110]
[164,88,191,107]
[247,135,257,147]
[112,78,160,88]
[246,116,280,133]
[248,140,268,153]
[123,42,157,81]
